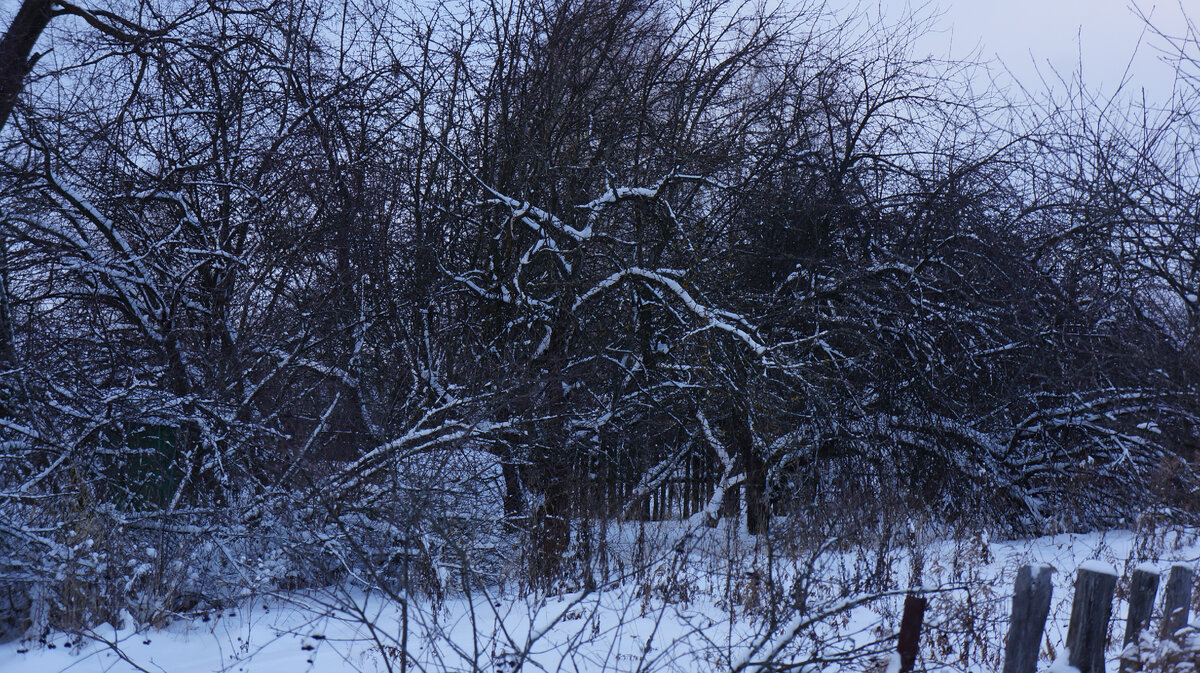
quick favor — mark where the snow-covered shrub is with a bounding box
[1125,625,1200,673]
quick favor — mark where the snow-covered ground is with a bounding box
[3,521,1198,673]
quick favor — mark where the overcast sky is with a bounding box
[841,0,1195,104]
[0,0,1195,103]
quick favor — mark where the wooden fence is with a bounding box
[886,562,1195,673]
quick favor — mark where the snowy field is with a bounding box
[2,521,1198,673]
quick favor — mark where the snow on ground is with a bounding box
[2,522,1198,673]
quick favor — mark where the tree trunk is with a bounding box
[0,0,54,132]
[500,459,524,519]
[732,406,768,535]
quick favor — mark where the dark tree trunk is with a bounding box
[0,0,54,132]
[500,459,524,518]
[535,477,571,581]
[0,2,53,415]
[732,406,769,535]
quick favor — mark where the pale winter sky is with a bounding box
[0,0,1195,102]
[841,0,1195,104]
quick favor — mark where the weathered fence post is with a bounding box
[1002,565,1054,673]
[1120,565,1160,673]
[1160,564,1194,639]
[897,593,928,673]
[1066,561,1118,673]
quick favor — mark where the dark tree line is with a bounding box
[0,0,1198,633]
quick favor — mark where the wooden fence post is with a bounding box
[1120,565,1160,673]
[897,593,928,673]
[1160,564,1194,639]
[1002,565,1054,673]
[1066,561,1118,673]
